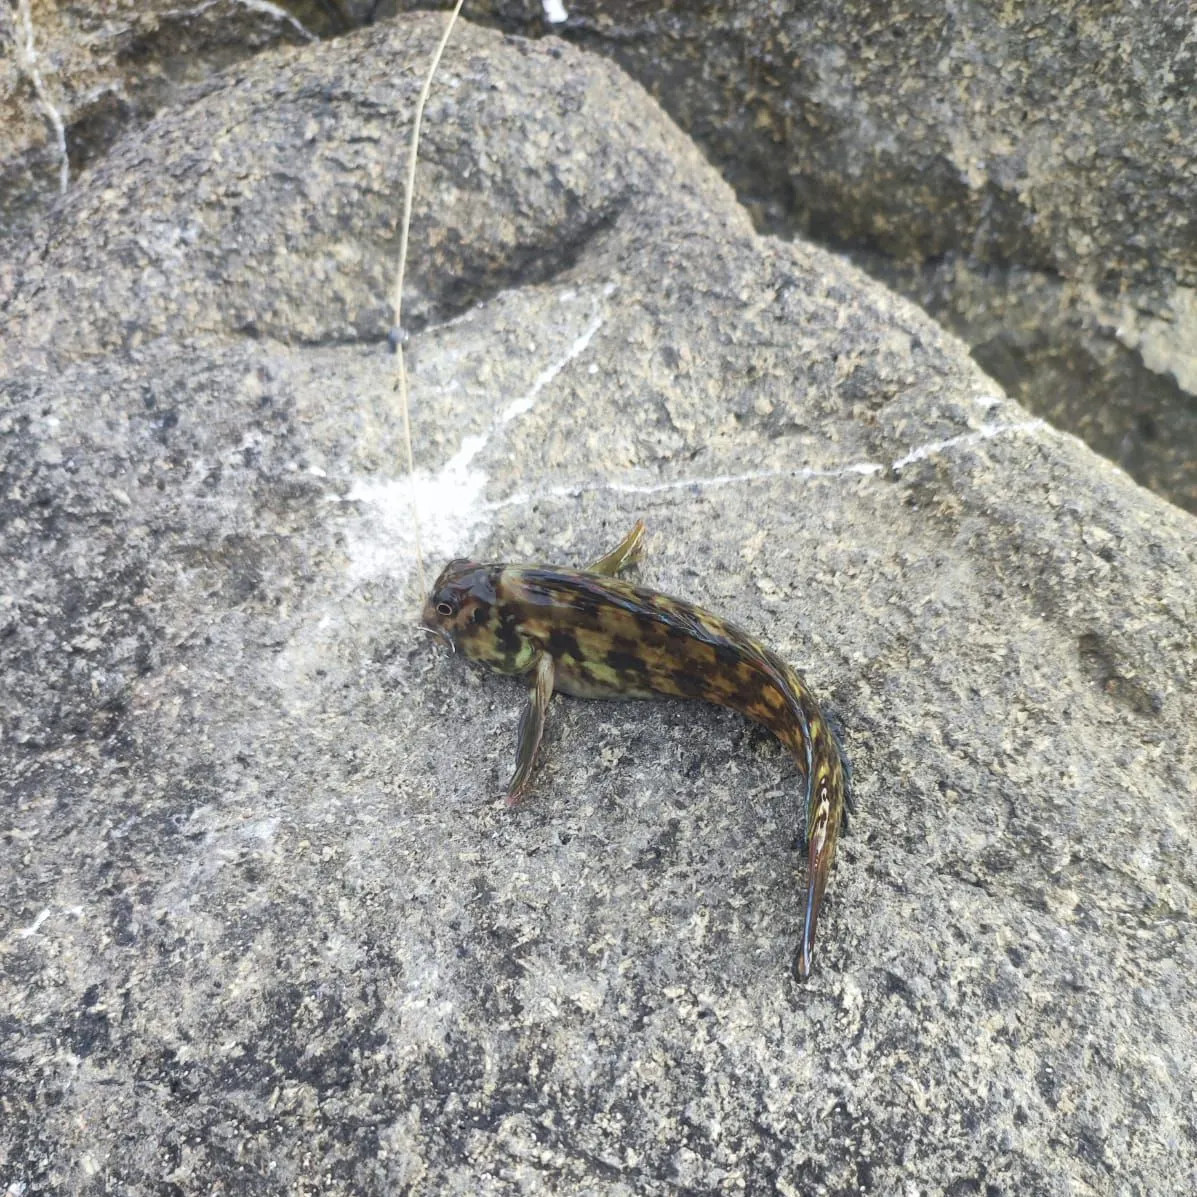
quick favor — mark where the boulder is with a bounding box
[445,0,1197,514]
[2,15,1194,1194]
[0,0,330,250]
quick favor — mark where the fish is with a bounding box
[421,519,852,980]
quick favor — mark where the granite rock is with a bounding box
[7,2,1196,511]
[2,16,1195,1196]
[0,0,329,249]
[426,0,1197,514]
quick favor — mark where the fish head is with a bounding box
[422,558,489,649]
[422,559,536,673]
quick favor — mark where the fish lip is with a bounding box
[419,606,455,651]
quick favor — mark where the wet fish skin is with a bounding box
[422,521,851,980]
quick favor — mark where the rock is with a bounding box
[2,15,1195,1195]
[435,0,1197,514]
[0,0,328,250]
[7,2,1196,511]
[863,253,1197,516]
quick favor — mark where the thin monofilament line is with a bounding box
[393,347,425,598]
[391,0,466,603]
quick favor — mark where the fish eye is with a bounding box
[436,600,455,618]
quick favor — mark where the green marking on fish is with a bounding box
[422,520,852,980]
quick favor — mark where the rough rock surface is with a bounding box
[0,0,332,249]
[864,253,1197,517]
[3,15,1196,1196]
[7,3,1196,512]
[426,0,1197,514]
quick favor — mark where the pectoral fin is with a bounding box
[506,651,556,805]
[586,519,647,577]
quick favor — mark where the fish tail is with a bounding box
[795,786,832,980]
[790,717,843,981]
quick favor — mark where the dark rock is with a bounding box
[403,0,1197,513]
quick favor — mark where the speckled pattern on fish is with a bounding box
[422,521,851,980]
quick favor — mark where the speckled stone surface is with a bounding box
[2,16,1195,1196]
[429,0,1197,513]
[0,0,326,248]
[7,2,1196,511]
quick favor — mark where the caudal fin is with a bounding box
[793,763,837,980]
[794,828,831,980]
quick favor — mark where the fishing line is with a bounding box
[391,0,466,603]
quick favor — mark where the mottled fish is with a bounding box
[422,520,852,979]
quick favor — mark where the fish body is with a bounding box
[422,522,850,980]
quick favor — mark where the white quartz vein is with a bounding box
[9,0,69,194]
[489,418,1049,509]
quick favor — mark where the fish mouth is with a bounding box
[419,606,456,652]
